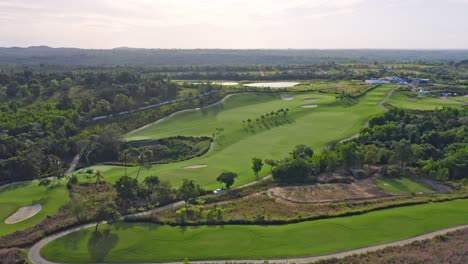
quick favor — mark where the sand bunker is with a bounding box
[213,82,239,86]
[281,95,294,101]
[5,204,42,224]
[304,98,320,102]
[302,104,319,108]
[183,165,208,169]
[244,82,300,88]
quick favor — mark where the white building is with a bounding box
[365,79,391,85]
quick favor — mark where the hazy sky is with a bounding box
[1,0,468,49]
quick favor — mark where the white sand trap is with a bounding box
[244,82,300,88]
[304,98,320,102]
[281,95,294,101]
[5,204,42,224]
[302,104,319,108]
[183,165,208,169]
[213,82,239,86]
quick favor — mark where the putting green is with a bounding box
[0,181,69,237]
[387,91,465,110]
[377,177,433,194]
[41,199,468,263]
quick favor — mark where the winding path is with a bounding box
[28,223,468,264]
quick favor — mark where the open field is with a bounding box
[41,199,468,263]
[0,182,69,237]
[376,178,433,194]
[386,91,465,110]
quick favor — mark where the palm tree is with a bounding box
[144,175,160,200]
[136,148,153,180]
[94,170,105,184]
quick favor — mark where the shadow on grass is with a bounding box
[87,229,119,262]
[385,178,411,193]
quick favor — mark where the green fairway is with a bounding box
[0,181,69,237]
[387,91,464,110]
[41,199,468,263]
[376,177,433,194]
[118,85,397,189]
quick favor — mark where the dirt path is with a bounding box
[65,154,80,174]
[28,223,468,264]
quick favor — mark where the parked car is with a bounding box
[213,188,225,194]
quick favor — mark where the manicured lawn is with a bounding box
[118,85,396,189]
[387,91,464,110]
[41,199,468,263]
[376,177,433,194]
[0,181,69,237]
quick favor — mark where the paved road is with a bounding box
[28,223,468,264]
[65,154,80,174]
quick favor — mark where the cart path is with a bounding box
[28,224,468,264]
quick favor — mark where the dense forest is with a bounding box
[1,47,468,66]
[0,70,217,184]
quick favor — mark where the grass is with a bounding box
[387,91,465,110]
[0,181,69,237]
[0,84,396,237]
[376,177,433,194]
[41,199,468,263]
[115,84,397,189]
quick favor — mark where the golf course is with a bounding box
[0,83,460,238]
[40,199,468,263]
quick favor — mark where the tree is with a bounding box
[144,175,160,200]
[114,176,140,205]
[44,155,64,186]
[340,142,361,172]
[272,158,312,183]
[178,179,200,205]
[94,202,120,232]
[113,93,134,112]
[6,81,19,97]
[251,158,263,179]
[264,159,277,173]
[94,170,105,184]
[391,139,414,169]
[135,147,153,180]
[291,145,314,160]
[216,172,238,189]
[38,178,52,189]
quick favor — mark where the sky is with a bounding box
[0,0,468,49]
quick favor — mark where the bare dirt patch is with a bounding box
[267,178,388,204]
[304,98,320,102]
[183,165,208,169]
[302,104,319,108]
[4,204,42,224]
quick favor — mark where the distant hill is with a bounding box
[1,46,468,66]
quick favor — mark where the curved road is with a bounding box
[28,224,468,264]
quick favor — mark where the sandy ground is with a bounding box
[244,82,300,88]
[304,98,320,102]
[213,82,239,86]
[5,204,42,224]
[183,165,208,169]
[281,95,294,101]
[267,178,388,204]
[302,104,318,108]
